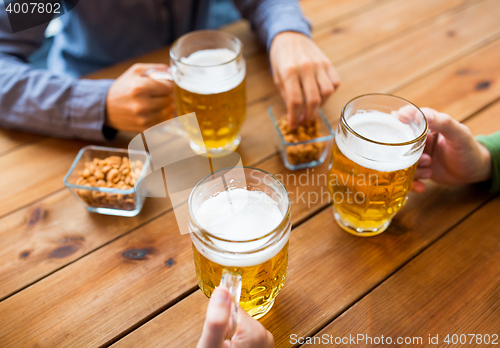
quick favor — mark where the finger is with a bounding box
[140,77,174,97]
[144,95,174,112]
[418,153,432,167]
[132,95,173,117]
[300,69,321,123]
[411,180,426,193]
[197,287,231,348]
[283,72,304,129]
[266,331,275,348]
[316,69,334,104]
[130,63,170,75]
[234,306,274,346]
[415,167,432,180]
[394,105,419,124]
[421,107,470,143]
[326,64,341,89]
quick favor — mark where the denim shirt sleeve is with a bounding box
[232,0,312,50]
[0,4,114,142]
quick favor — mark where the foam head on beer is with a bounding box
[176,48,245,95]
[192,188,286,267]
[337,110,421,172]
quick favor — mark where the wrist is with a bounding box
[476,141,492,183]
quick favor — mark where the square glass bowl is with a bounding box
[64,146,150,217]
[268,104,334,171]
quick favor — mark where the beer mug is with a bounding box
[146,30,246,157]
[328,94,428,236]
[188,167,291,320]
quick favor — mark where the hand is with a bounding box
[269,31,340,129]
[197,287,274,348]
[105,63,175,132]
[412,107,492,192]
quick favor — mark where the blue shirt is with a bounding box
[0,0,310,141]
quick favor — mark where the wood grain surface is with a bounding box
[309,195,500,347]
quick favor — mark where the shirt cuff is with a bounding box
[65,78,115,142]
[476,132,500,193]
[265,13,312,51]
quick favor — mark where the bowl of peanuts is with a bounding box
[64,146,149,216]
[268,104,334,171]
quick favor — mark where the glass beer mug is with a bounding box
[188,167,291,320]
[147,30,246,157]
[328,94,428,236]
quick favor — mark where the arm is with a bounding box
[232,0,340,128]
[232,0,311,50]
[476,131,500,192]
[0,6,114,141]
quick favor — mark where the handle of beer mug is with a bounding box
[144,67,173,82]
[220,269,242,340]
[144,67,187,137]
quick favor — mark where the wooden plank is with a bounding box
[0,129,42,156]
[0,194,171,300]
[465,99,500,134]
[0,210,197,348]
[313,0,465,64]
[0,0,497,309]
[1,97,496,347]
[0,139,86,217]
[397,37,500,120]
[309,195,500,346]
[107,98,500,348]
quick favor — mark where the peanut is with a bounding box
[278,118,325,165]
[75,155,143,211]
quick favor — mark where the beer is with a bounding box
[191,188,289,319]
[174,48,246,153]
[329,97,427,236]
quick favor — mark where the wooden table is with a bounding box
[1,0,500,346]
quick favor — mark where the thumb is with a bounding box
[421,107,470,143]
[197,287,231,348]
[130,63,169,75]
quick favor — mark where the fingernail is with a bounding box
[426,111,434,123]
[212,287,229,303]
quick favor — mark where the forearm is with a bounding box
[232,0,311,50]
[476,131,500,192]
[0,54,114,141]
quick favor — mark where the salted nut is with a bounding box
[75,156,143,210]
[278,118,325,165]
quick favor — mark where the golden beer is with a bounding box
[329,94,427,236]
[192,241,288,318]
[175,79,246,151]
[189,167,291,319]
[170,31,246,155]
[328,141,417,235]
